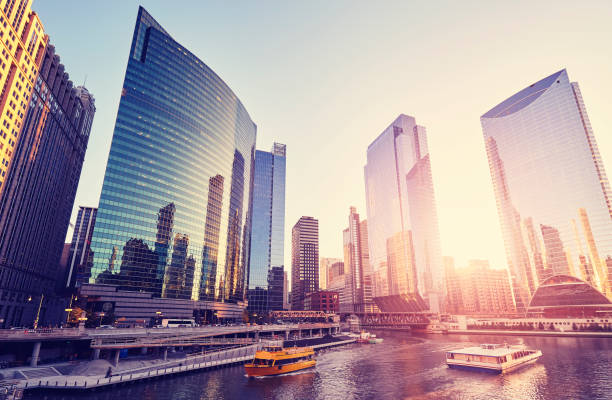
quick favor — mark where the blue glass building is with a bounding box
[247,143,286,315]
[86,7,256,317]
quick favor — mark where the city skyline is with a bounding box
[33,1,612,275]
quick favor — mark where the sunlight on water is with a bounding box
[25,332,612,400]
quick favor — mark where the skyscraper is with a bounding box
[341,207,373,312]
[66,207,98,289]
[87,8,256,317]
[319,257,342,291]
[444,259,514,315]
[0,0,47,194]
[364,114,444,312]
[291,216,319,310]
[0,44,95,327]
[247,143,286,315]
[481,69,612,312]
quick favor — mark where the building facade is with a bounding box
[481,69,612,312]
[341,207,373,312]
[364,114,444,312]
[64,206,97,290]
[291,216,319,310]
[444,259,514,315]
[247,143,286,315]
[86,7,256,320]
[0,0,47,194]
[0,44,95,327]
[304,290,339,313]
[319,257,342,291]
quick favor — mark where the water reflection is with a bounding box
[25,332,612,400]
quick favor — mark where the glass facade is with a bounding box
[528,275,610,308]
[67,206,98,289]
[88,7,256,306]
[247,143,286,314]
[482,69,612,313]
[364,114,444,312]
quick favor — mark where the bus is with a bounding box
[161,318,196,328]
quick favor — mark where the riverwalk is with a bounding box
[17,337,356,392]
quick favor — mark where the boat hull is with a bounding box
[447,353,541,374]
[245,360,316,377]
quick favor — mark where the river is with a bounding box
[25,331,612,400]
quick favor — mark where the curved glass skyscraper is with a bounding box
[481,69,612,313]
[87,7,256,307]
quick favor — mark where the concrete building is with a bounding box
[304,291,339,313]
[320,257,342,291]
[0,0,48,194]
[291,216,319,310]
[445,260,514,315]
[481,69,612,311]
[364,114,444,312]
[0,43,95,328]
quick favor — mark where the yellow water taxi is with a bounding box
[245,345,315,377]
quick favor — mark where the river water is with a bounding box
[26,331,612,400]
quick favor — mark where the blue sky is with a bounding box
[34,0,612,270]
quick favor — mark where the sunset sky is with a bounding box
[35,0,612,272]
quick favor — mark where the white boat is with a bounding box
[425,323,448,334]
[368,334,383,344]
[446,344,542,373]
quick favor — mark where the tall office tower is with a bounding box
[65,207,98,289]
[0,44,96,328]
[87,8,256,316]
[481,69,612,312]
[0,0,47,194]
[359,220,374,312]
[291,216,319,310]
[247,143,286,315]
[364,114,444,312]
[341,207,373,312]
[319,257,342,291]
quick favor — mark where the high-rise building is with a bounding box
[319,257,342,291]
[65,207,97,289]
[0,0,47,194]
[247,143,286,315]
[443,256,463,314]
[86,7,256,320]
[291,216,319,310]
[481,69,612,312]
[364,114,444,312]
[341,207,373,312]
[0,44,95,327]
[444,259,514,315]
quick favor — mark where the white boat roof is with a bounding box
[448,344,528,357]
